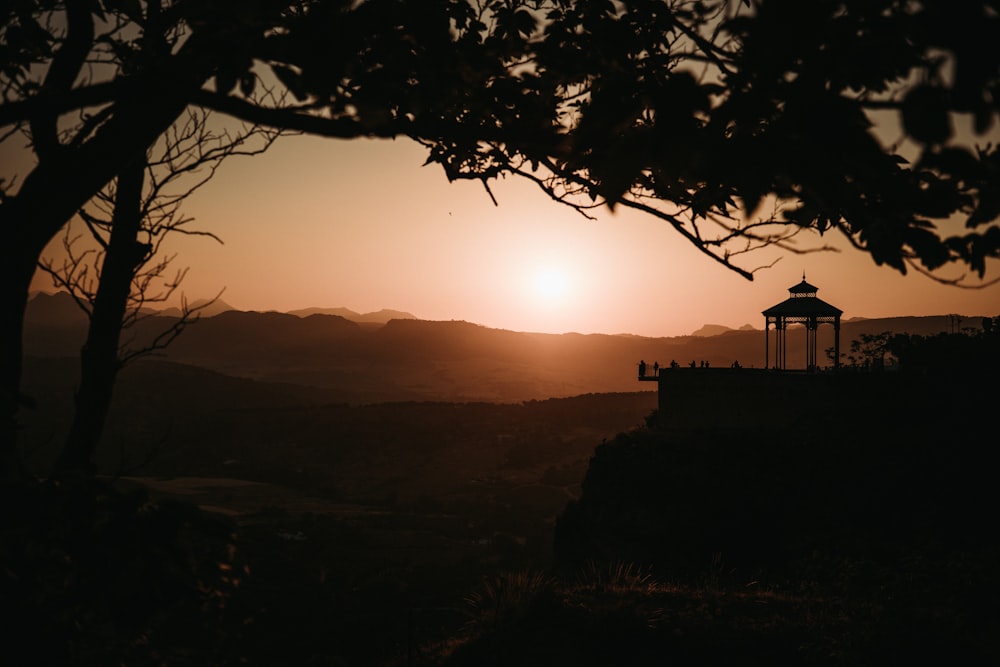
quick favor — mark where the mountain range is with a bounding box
[153,298,416,324]
[689,322,758,336]
[23,290,988,404]
[285,306,416,324]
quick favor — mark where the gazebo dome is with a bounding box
[763,274,842,320]
[788,277,819,297]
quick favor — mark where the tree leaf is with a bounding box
[513,9,537,37]
[214,67,237,95]
[270,64,307,101]
[901,85,953,145]
[239,72,255,97]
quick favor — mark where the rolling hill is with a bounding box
[23,290,987,403]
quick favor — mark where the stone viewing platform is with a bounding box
[634,275,863,429]
[642,365,909,430]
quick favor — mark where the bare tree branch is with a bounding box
[39,104,283,367]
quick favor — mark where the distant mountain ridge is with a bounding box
[690,323,758,337]
[157,297,236,318]
[28,291,416,325]
[23,290,991,404]
[286,306,416,324]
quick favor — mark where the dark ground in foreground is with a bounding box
[5,361,999,665]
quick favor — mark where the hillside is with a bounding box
[14,295,999,666]
[23,291,988,403]
[16,339,999,666]
[286,306,417,323]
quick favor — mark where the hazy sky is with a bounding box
[23,132,1000,338]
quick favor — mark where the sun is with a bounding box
[532,267,570,301]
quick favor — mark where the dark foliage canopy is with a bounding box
[2,0,999,280]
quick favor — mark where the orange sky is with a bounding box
[20,133,1000,338]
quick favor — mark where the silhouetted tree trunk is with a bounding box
[0,226,40,479]
[41,106,277,476]
[0,14,256,478]
[52,162,146,475]
[0,158,117,479]
[0,131,170,479]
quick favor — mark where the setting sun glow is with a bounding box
[21,136,1000,337]
[533,268,570,301]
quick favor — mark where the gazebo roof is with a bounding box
[763,273,841,318]
[762,295,843,318]
[788,278,819,294]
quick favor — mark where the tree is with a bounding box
[824,345,845,369]
[887,317,1000,374]
[848,331,894,370]
[3,0,999,477]
[0,1,290,476]
[35,107,279,475]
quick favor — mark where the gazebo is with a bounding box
[762,275,842,371]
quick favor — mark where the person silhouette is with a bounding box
[638,359,646,377]
[653,361,659,374]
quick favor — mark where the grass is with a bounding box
[423,563,860,666]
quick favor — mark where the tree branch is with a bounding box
[189,88,408,138]
[30,3,95,160]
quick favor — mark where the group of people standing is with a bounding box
[639,358,743,376]
[638,359,681,376]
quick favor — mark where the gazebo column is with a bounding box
[811,325,815,370]
[775,320,781,370]
[780,319,787,370]
[834,317,841,370]
[804,323,810,370]
[764,318,769,369]
[807,318,817,371]
[772,320,779,370]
